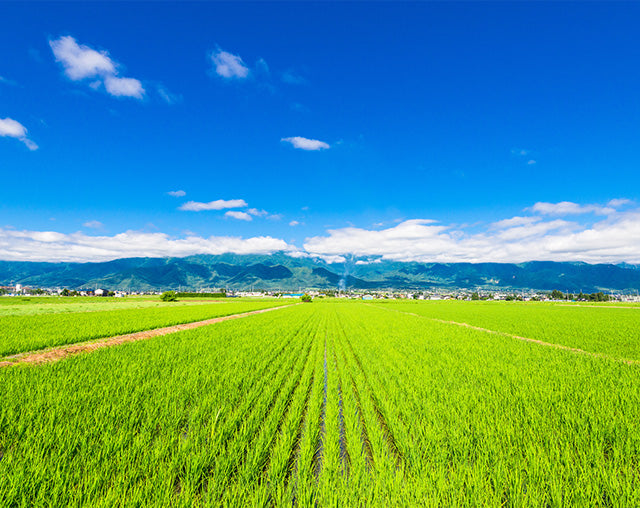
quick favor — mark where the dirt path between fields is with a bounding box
[367,305,639,366]
[0,304,297,368]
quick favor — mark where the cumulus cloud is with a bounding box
[167,190,186,197]
[281,136,330,151]
[247,208,268,217]
[179,199,248,211]
[289,221,300,227]
[530,201,615,216]
[211,49,250,79]
[303,206,640,264]
[50,36,115,79]
[0,117,38,150]
[49,35,145,99]
[225,211,252,221]
[0,228,294,263]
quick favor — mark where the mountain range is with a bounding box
[2,253,640,293]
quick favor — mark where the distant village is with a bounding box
[2,283,640,302]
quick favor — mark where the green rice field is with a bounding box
[1,299,639,506]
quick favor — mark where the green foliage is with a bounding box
[160,291,178,302]
[176,292,226,298]
[471,291,480,300]
[300,294,312,303]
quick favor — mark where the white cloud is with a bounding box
[5,201,640,264]
[303,208,640,264]
[49,35,145,100]
[247,208,268,217]
[83,220,103,229]
[104,76,144,98]
[167,190,186,197]
[289,221,300,227]
[527,159,536,165]
[50,36,116,80]
[281,136,330,151]
[0,228,294,262]
[211,49,249,79]
[0,117,38,150]
[608,198,632,208]
[531,201,615,216]
[225,211,252,221]
[179,199,248,211]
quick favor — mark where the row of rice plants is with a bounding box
[0,299,289,357]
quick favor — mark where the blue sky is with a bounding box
[2,2,640,263]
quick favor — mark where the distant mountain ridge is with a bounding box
[1,253,640,292]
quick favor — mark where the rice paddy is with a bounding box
[1,298,638,506]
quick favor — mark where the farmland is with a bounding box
[0,299,288,357]
[1,299,639,506]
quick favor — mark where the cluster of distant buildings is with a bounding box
[2,284,640,302]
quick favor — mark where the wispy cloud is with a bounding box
[49,35,145,99]
[211,49,250,79]
[225,211,252,221]
[0,117,38,150]
[156,85,182,105]
[491,216,541,229]
[281,70,306,85]
[281,136,330,151]
[289,220,300,226]
[179,199,248,211]
[530,201,616,216]
[512,148,537,165]
[83,220,103,229]
[0,76,18,86]
[608,198,632,208]
[167,190,186,197]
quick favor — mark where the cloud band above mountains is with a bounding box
[1,200,638,264]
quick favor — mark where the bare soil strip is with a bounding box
[369,305,639,366]
[0,304,296,368]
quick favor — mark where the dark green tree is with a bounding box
[161,291,178,302]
